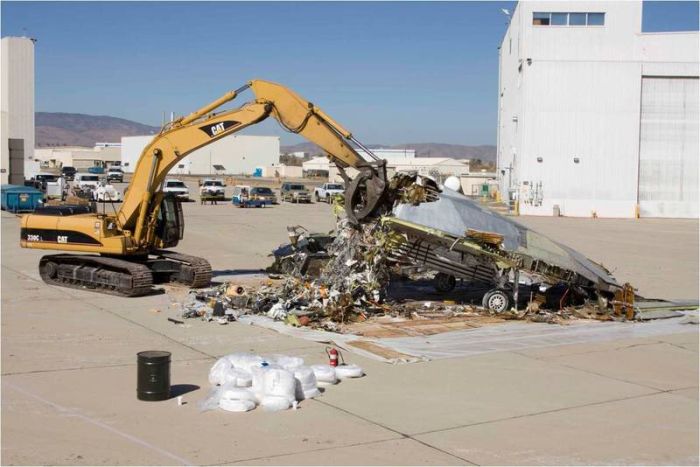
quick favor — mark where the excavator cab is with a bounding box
[154,194,184,248]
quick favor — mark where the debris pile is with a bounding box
[179,217,402,329]
[200,352,363,413]
[175,172,638,331]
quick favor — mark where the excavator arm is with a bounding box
[120,79,388,245]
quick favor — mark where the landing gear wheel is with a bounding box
[434,273,456,293]
[482,288,512,313]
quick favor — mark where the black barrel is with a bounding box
[137,350,171,401]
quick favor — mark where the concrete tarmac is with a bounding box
[1,200,697,465]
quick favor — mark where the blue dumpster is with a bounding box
[1,185,44,213]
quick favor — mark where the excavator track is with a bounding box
[153,250,212,288]
[39,254,154,297]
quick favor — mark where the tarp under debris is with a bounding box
[240,310,697,363]
[393,188,620,290]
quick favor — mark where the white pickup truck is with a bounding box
[313,183,344,203]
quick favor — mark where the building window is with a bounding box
[533,12,550,25]
[587,13,605,25]
[551,13,568,25]
[569,13,587,25]
[532,12,605,27]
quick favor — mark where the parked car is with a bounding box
[61,166,77,181]
[162,179,190,200]
[232,185,275,208]
[314,183,344,202]
[106,167,124,183]
[87,166,105,174]
[200,178,226,201]
[280,183,312,203]
[251,187,277,204]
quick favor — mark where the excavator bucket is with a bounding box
[344,160,389,224]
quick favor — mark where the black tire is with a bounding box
[482,289,512,313]
[434,273,456,293]
[315,193,321,202]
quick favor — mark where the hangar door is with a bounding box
[638,77,699,218]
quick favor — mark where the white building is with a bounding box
[327,157,470,183]
[35,145,121,170]
[121,134,279,175]
[302,156,331,174]
[257,164,304,178]
[356,148,416,161]
[498,1,699,218]
[1,37,38,184]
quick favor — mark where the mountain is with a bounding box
[36,112,160,147]
[281,142,496,162]
[35,112,497,163]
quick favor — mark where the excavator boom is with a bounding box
[120,79,387,238]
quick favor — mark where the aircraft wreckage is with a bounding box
[265,174,631,317]
[179,174,634,327]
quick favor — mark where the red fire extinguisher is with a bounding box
[326,347,339,367]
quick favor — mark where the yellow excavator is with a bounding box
[20,80,389,296]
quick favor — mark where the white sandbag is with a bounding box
[273,355,305,371]
[302,387,321,399]
[251,365,277,398]
[263,368,297,403]
[198,386,224,412]
[235,370,252,387]
[335,364,364,379]
[208,357,233,386]
[220,386,257,403]
[260,395,291,412]
[311,364,338,384]
[293,366,317,388]
[293,366,318,400]
[219,398,255,412]
[251,365,266,396]
[225,353,265,373]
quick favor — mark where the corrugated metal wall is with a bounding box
[639,77,699,218]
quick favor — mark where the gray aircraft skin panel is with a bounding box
[393,188,620,289]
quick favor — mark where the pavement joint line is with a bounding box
[511,349,675,394]
[80,299,218,360]
[3,381,194,466]
[312,399,478,466]
[1,355,214,377]
[214,435,407,466]
[2,264,81,300]
[409,389,672,438]
[664,341,698,353]
[1,270,219,368]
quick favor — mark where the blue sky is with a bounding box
[2,1,698,146]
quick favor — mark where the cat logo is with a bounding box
[199,120,240,138]
[210,122,225,136]
[57,235,68,243]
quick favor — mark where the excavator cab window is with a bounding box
[156,194,184,248]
